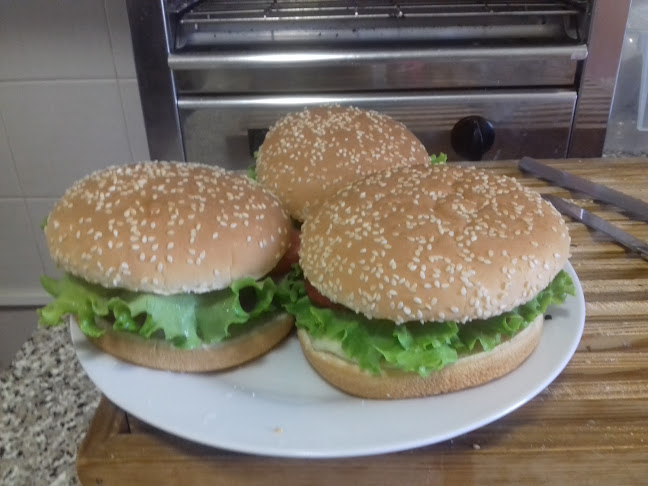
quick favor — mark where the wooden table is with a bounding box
[76,158,648,485]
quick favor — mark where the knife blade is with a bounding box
[519,157,648,222]
[543,194,648,261]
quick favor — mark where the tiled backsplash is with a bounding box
[0,308,37,369]
[0,0,149,306]
[0,200,45,302]
[0,81,134,197]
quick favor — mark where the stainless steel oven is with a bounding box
[126,0,631,167]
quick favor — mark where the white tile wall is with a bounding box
[119,79,150,161]
[0,80,133,197]
[25,198,62,280]
[0,308,38,370]
[105,0,137,78]
[0,0,115,80]
[0,116,22,197]
[0,200,47,302]
[0,0,148,318]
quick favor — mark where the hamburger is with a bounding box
[254,105,431,223]
[37,161,295,372]
[289,164,575,399]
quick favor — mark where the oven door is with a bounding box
[177,91,576,169]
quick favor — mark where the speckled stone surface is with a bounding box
[0,324,101,486]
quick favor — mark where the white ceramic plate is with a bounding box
[71,263,585,458]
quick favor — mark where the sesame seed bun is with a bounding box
[82,313,294,373]
[44,161,295,372]
[297,314,543,399]
[299,164,570,324]
[44,161,292,294]
[256,106,430,222]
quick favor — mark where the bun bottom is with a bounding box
[81,313,294,373]
[297,315,544,399]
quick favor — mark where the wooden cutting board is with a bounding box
[76,158,648,485]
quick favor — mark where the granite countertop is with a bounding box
[0,324,101,486]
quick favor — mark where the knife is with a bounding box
[519,157,648,222]
[543,194,648,261]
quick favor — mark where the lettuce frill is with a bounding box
[38,274,290,349]
[284,269,575,376]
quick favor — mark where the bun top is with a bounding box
[299,164,571,324]
[256,106,430,222]
[44,161,292,294]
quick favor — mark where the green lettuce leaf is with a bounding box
[286,269,575,376]
[38,274,283,349]
[429,152,448,165]
[274,264,308,305]
[247,151,259,180]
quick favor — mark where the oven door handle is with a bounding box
[176,90,578,111]
[168,45,587,70]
